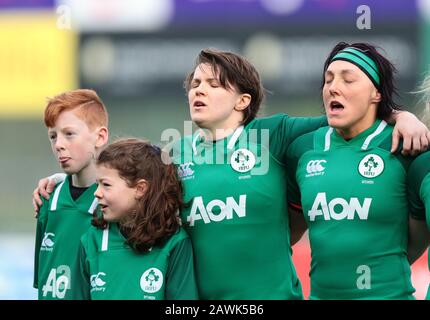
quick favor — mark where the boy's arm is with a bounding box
[32,173,66,217]
[165,237,199,300]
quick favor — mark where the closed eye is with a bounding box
[209,80,220,88]
[190,80,200,89]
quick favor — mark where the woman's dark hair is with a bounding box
[322,42,402,120]
[184,48,265,125]
[93,138,182,253]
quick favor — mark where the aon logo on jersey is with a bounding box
[308,192,372,221]
[42,265,71,299]
[187,195,246,226]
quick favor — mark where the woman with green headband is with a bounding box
[286,42,422,299]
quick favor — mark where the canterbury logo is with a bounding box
[306,160,327,174]
[90,272,106,289]
[178,162,194,178]
[41,232,55,249]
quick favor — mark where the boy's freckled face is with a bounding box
[48,110,98,175]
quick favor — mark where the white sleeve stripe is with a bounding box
[50,181,65,211]
[88,198,98,214]
[361,120,387,150]
[192,133,200,155]
[324,127,334,151]
[227,125,244,150]
[101,227,109,251]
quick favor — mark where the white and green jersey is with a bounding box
[77,223,198,300]
[172,114,326,299]
[33,175,98,300]
[287,120,415,299]
[407,151,430,299]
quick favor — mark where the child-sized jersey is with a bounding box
[78,223,198,300]
[287,120,415,299]
[172,114,326,299]
[407,151,430,299]
[34,175,98,300]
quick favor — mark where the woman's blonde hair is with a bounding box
[414,75,430,127]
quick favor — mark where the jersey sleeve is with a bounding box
[75,235,91,300]
[407,152,430,221]
[286,131,316,209]
[33,198,49,289]
[254,114,326,164]
[165,236,199,300]
[285,116,327,145]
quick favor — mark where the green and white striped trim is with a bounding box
[331,47,381,87]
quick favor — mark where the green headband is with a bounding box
[330,47,381,87]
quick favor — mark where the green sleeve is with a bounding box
[421,175,430,224]
[75,235,91,300]
[251,114,327,164]
[33,198,49,289]
[286,131,316,208]
[407,151,430,221]
[285,115,327,146]
[165,237,199,300]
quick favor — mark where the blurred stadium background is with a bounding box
[0,0,429,299]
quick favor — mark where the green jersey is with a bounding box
[172,114,326,299]
[287,120,415,299]
[77,223,198,300]
[407,151,430,299]
[33,175,98,300]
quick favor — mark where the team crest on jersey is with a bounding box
[141,268,163,296]
[306,160,327,177]
[40,232,55,252]
[178,162,195,180]
[358,154,384,178]
[230,149,256,173]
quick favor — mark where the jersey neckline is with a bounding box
[325,119,387,151]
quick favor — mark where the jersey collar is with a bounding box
[324,120,387,151]
[50,175,98,215]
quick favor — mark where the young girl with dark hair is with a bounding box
[77,138,198,300]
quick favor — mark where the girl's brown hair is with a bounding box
[93,138,182,253]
